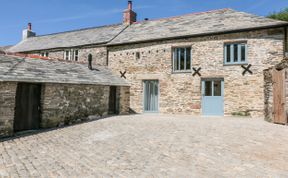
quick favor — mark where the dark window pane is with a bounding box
[180,48,185,70]
[136,52,140,59]
[226,45,231,62]
[186,48,191,70]
[213,81,222,96]
[234,44,238,62]
[241,45,246,62]
[205,81,212,96]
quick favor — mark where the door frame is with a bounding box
[14,82,42,132]
[108,86,119,115]
[201,78,224,116]
[143,80,160,113]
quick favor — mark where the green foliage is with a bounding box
[267,8,288,21]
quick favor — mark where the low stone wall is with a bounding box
[0,82,17,137]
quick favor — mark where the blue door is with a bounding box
[144,80,159,112]
[202,79,224,116]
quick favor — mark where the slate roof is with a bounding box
[8,8,288,51]
[109,8,288,45]
[0,46,12,51]
[0,55,129,86]
[9,24,127,52]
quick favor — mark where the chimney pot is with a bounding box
[128,1,132,10]
[123,1,137,25]
[28,23,32,31]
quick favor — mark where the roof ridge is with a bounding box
[133,8,233,24]
[34,23,124,38]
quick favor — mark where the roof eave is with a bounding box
[107,23,288,47]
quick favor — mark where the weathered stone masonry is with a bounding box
[108,28,284,117]
[30,46,108,66]
[0,82,130,137]
[0,82,17,137]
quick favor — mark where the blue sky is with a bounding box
[0,0,287,46]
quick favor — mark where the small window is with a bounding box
[64,50,71,60]
[135,52,140,60]
[172,47,192,72]
[73,50,79,61]
[224,43,247,64]
[40,52,49,57]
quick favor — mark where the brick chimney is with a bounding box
[123,1,137,25]
[22,22,36,40]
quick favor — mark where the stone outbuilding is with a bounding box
[0,54,130,138]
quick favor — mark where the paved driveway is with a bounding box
[0,115,288,178]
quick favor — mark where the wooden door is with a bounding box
[109,86,118,114]
[272,69,287,124]
[14,83,42,132]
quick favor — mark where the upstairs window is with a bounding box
[74,50,79,61]
[172,47,191,72]
[64,50,79,61]
[224,43,247,64]
[40,52,49,57]
[64,50,71,60]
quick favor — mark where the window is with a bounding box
[64,49,79,61]
[73,50,79,61]
[224,43,247,64]
[172,47,191,72]
[135,52,140,60]
[40,52,49,57]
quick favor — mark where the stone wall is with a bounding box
[0,82,130,137]
[118,86,130,115]
[0,82,17,137]
[41,84,110,128]
[108,28,285,117]
[31,46,107,66]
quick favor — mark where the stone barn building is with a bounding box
[7,1,288,118]
[0,54,130,137]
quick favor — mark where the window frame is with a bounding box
[64,49,79,61]
[64,50,71,61]
[40,52,49,57]
[172,46,192,73]
[73,49,79,61]
[224,42,248,65]
[135,52,141,60]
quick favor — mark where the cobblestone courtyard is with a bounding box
[0,115,288,177]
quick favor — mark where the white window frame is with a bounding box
[172,47,192,73]
[40,52,49,57]
[224,42,248,65]
[64,49,79,61]
[73,50,79,61]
